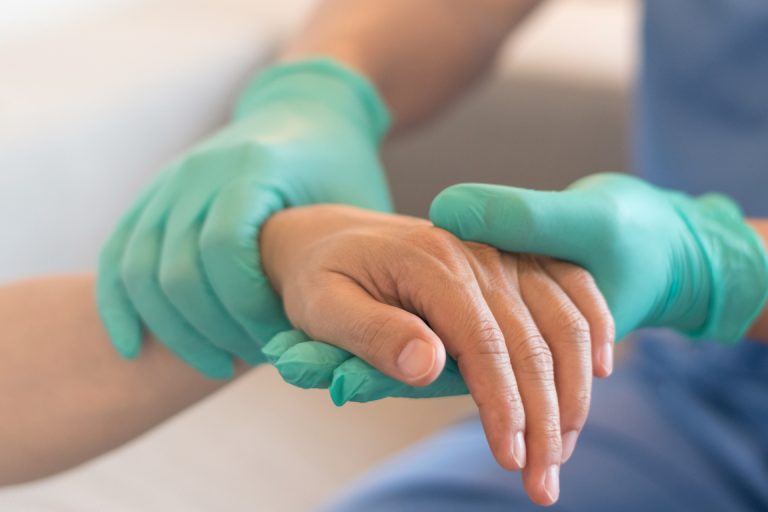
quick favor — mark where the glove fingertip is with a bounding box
[101,311,143,359]
[274,359,333,389]
[428,184,479,231]
[197,356,236,380]
[430,183,527,247]
[329,374,353,406]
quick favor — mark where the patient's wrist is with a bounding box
[259,205,348,295]
[260,209,294,296]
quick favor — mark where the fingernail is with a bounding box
[561,430,578,464]
[512,431,527,469]
[544,464,560,503]
[397,338,436,380]
[600,342,614,376]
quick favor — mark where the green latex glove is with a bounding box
[430,173,768,341]
[97,58,393,378]
[262,330,468,405]
[263,173,768,404]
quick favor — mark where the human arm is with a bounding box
[0,274,245,486]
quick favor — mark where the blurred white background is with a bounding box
[0,1,637,510]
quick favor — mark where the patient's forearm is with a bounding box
[746,220,768,342]
[0,274,244,486]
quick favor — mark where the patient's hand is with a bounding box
[261,205,614,506]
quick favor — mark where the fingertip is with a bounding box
[428,183,470,222]
[513,431,527,470]
[430,339,447,382]
[102,311,143,359]
[396,337,445,386]
[494,437,527,473]
[597,342,614,378]
[523,466,561,507]
[329,371,368,406]
[482,415,526,472]
[543,464,561,505]
[116,342,141,360]
[329,374,352,406]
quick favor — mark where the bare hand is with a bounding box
[261,205,615,506]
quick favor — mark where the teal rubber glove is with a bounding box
[263,173,768,404]
[262,330,468,405]
[430,173,768,341]
[97,58,393,378]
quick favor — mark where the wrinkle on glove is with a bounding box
[264,173,768,404]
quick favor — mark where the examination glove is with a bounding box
[263,330,468,405]
[97,58,393,378]
[430,173,768,341]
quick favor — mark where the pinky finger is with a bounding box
[543,259,616,378]
[97,247,142,358]
[96,181,165,358]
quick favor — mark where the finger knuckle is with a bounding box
[355,313,397,359]
[474,376,522,413]
[499,384,524,412]
[466,241,502,264]
[295,288,330,327]
[554,302,591,344]
[543,420,563,446]
[417,228,468,273]
[563,264,596,289]
[516,342,554,381]
[471,319,507,356]
[452,318,509,369]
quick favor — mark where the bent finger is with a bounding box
[543,258,615,378]
[521,258,592,467]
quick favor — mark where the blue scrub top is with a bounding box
[637,0,768,215]
[635,0,768,432]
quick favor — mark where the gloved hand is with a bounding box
[263,173,768,404]
[97,58,393,377]
[262,329,469,404]
[429,173,768,341]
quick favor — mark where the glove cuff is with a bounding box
[233,57,392,144]
[680,194,768,342]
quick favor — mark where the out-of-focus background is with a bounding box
[0,0,638,510]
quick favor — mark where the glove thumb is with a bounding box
[429,183,598,267]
